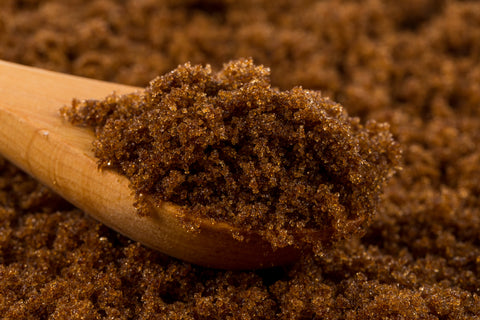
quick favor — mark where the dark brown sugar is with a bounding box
[62,58,401,249]
[1,0,480,319]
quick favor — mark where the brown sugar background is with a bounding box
[1,0,480,319]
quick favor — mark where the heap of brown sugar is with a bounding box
[62,58,400,248]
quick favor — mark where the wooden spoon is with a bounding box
[0,60,301,269]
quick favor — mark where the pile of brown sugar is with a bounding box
[62,58,400,249]
[1,0,480,319]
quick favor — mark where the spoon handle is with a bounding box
[0,59,143,247]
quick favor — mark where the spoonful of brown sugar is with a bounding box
[0,58,401,269]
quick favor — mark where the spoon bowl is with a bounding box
[0,60,302,269]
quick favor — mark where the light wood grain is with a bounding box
[0,60,300,269]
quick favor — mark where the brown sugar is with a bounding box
[1,0,480,319]
[61,58,401,249]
